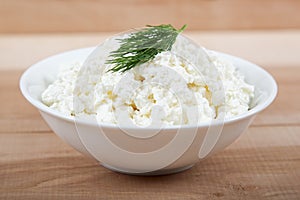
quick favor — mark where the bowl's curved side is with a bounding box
[19,48,97,159]
[20,48,278,130]
[19,46,278,174]
[70,113,255,174]
[39,111,95,159]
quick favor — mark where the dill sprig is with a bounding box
[106,24,187,73]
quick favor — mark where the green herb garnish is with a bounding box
[106,24,187,73]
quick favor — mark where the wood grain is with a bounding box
[0,0,300,33]
[0,128,299,199]
[1,33,300,199]
[0,66,299,134]
[0,67,300,199]
[2,31,300,70]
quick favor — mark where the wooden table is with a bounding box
[0,32,300,199]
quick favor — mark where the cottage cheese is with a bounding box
[42,35,254,126]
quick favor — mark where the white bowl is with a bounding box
[20,47,277,175]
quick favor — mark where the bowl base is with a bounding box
[100,163,195,176]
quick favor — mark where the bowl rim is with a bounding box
[19,47,278,130]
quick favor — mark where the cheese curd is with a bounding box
[42,36,254,126]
